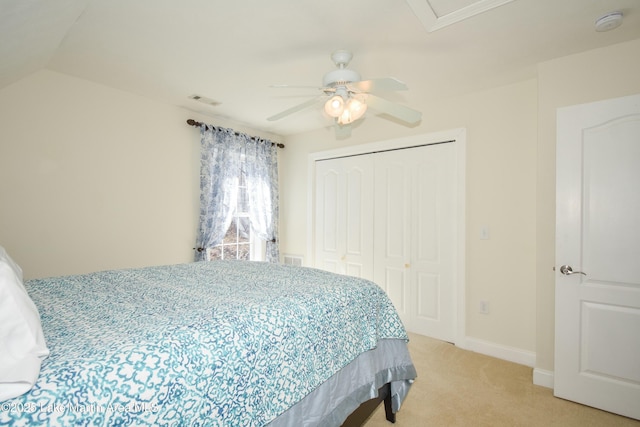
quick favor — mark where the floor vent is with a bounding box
[283,255,303,267]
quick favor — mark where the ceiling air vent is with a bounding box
[188,94,221,106]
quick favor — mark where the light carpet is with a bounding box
[363,333,639,427]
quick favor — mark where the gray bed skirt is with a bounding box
[268,339,417,427]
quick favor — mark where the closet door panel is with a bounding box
[315,156,374,279]
[345,167,365,256]
[315,165,342,273]
[415,167,439,263]
[346,262,364,278]
[321,170,339,253]
[383,163,409,259]
[410,144,456,341]
[412,165,444,330]
[374,153,411,318]
[343,160,374,280]
[385,266,408,314]
[416,272,440,320]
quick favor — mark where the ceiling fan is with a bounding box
[267,50,422,136]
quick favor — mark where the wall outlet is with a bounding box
[480,300,490,314]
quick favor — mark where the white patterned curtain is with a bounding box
[195,125,280,263]
[243,134,280,263]
[194,126,241,261]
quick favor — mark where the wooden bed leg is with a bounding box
[382,383,396,423]
[340,382,397,426]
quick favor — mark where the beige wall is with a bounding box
[0,69,280,279]
[535,38,640,372]
[281,37,640,363]
[2,37,638,372]
[279,78,538,354]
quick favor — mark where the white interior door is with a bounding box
[555,93,640,420]
[314,155,374,280]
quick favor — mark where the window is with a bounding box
[207,159,265,261]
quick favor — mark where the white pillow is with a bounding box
[0,246,50,402]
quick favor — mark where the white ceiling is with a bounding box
[2,0,639,136]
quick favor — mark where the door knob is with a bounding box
[559,265,587,276]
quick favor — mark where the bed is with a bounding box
[0,253,416,426]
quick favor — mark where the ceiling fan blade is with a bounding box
[335,122,352,138]
[270,84,323,90]
[366,94,422,125]
[267,96,324,121]
[349,77,408,93]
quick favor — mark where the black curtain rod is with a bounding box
[186,119,285,148]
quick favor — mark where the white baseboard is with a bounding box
[533,368,554,389]
[457,337,555,389]
[460,337,536,368]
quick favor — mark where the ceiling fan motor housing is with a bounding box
[323,49,360,87]
[323,68,361,87]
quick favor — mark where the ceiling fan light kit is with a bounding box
[324,94,345,117]
[324,88,368,125]
[337,95,367,125]
[267,49,422,135]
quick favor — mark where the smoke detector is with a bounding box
[595,11,623,32]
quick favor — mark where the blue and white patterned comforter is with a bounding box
[0,261,408,426]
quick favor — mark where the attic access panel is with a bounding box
[406,0,515,32]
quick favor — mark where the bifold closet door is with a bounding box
[314,155,374,280]
[314,142,456,341]
[373,143,455,342]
